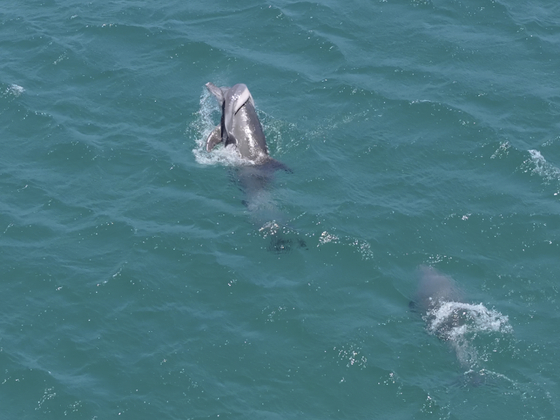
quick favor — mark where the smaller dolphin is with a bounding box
[410,266,512,386]
[205,82,289,171]
[411,265,464,341]
[412,265,463,314]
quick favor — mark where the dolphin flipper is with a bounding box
[206,126,222,152]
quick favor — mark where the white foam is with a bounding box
[426,301,513,369]
[318,230,339,246]
[526,149,560,183]
[6,84,24,97]
[427,301,512,337]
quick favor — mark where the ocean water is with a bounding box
[1,0,560,418]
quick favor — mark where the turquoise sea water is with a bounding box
[2,0,560,418]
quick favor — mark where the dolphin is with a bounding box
[410,265,464,341]
[205,82,289,171]
[410,266,512,386]
[204,82,303,253]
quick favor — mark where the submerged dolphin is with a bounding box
[204,82,303,252]
[411,265,464,341]
[410,265,512,385]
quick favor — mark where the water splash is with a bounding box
[490,141,511,159]
[4,84,25,98]
[333,343,368,369]
[425,300,513,371]
[522,150,560,195]
[259,222,307,254]
[317,230,374,260]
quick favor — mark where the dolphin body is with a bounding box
[410,265,481,384]
[205,82,303,252]
[410,266,514,386]
[205,82,289,170]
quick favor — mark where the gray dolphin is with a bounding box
[412,266,463,314]
[410,266,512,386]
[205,82,289,171]
[204,82,303,253]
[411,265,464,341]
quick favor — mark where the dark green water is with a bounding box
[1,0,559,418]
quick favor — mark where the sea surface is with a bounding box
[1,0,560,418]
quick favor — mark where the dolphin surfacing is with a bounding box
[411,265,465,341]
[204,82,303,253]
[410,265,513,385]
[205,82,289,170]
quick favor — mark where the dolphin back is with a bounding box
[413,265,463,314]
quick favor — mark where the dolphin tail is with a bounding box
[206,126,222,152]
